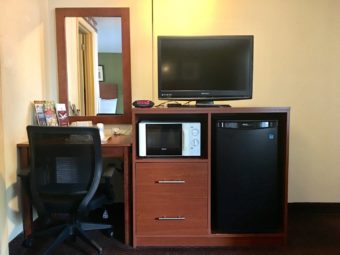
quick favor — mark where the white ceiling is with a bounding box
[95,17,122,53]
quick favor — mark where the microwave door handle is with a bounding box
[182,127,187,152]
[182,128,190,156]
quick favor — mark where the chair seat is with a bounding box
[40,184,87,196]
[25,126,115,255]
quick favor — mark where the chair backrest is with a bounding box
[26,126,102,220]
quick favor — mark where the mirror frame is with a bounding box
[56,8,132,124]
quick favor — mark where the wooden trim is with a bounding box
[132,106,290,114]
[135,234,286,247]
[83,17,98,32]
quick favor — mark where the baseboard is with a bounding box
[288,202,340,213]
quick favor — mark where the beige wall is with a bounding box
[1,0,340,250]
[0,52,8,255]
[153,0,340,202]
[0,0,48,247]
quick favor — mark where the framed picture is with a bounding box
[98,65,104,82]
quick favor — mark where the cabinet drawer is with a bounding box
[135,162,208,235]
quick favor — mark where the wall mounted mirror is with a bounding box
[56,8,132,124]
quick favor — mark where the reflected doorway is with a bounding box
[78,24,95,115]
[65,17,123,116]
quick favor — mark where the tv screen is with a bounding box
[158,35,254,104]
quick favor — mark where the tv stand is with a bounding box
[195,99,215,106]
[195,104,231,108]
[195,100,231,107]
[132,107,290,247]
[166,101,231,108]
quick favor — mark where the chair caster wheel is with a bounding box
[104,228,114,238]
[96,246,103,255]
[22,237,33,248]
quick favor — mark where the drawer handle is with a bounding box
[156,180,186,184]
[156,216,186,221]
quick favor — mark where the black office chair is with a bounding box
[25,126,114,255]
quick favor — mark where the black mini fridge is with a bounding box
[211,120,283,233]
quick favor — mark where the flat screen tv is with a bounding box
[158,35,254,105]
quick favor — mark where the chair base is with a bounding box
[25,221,112,255]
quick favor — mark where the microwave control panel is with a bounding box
[182,123,201,156]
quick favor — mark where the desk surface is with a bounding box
[17,134,132,147]
[102,134,132,147]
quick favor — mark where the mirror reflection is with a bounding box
[65,17,123,116]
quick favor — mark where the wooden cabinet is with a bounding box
[132,107,290,247]
[135,162,208,236]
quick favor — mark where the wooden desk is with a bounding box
[17,134,132,245]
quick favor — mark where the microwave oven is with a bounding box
[138,121,201,157]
